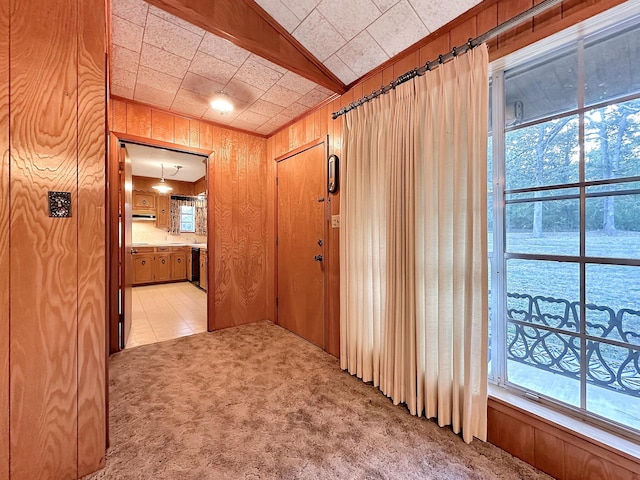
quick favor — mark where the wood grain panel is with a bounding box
[265,137,276,322]
[450,16,476,48]
[564,443,637,480]
[112,97,127,133]
[174,115,190,146]
[497,0,533,49]
[133,175,196,196]
[189,119,200,148]
[151,110,175,143]
[419,34,450,66]
[393,50,419,79]
[533,0,561,30]
[0,0,9,475]
[77,0,106,474]
[534,429,565,479]
[10,0,79,477]
[487,406,535,466]
[126,103,152,138]
[199,122,213,151]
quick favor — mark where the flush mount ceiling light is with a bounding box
[210,91,234,115]
[152,164,173,194]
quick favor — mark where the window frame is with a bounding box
[489,3,640,440]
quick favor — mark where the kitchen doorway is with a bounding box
[108,138,212,353]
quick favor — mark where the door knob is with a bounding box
[314,254,323,262]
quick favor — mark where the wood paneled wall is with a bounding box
[0,0,9,478]
[110,98,269,331]
[265,0,633,470]
[2,0,106,478]
[133,175,196,197]
[488,399,640,479]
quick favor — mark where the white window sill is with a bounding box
[488,384,640,464]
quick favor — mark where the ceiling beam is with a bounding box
[145,0,347,94]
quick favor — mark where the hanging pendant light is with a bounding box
[152,164,173,194]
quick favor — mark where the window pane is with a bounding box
[505,46,577,126]
[585,264,640,344]
[586,342,640,431]
[584,99,640,181]
[507,326,581,407]
[585,193,640,259]
[507,260,580,331]
[506,199,580,256]
[584,22,640,107]
[505,117,579,190]
[181,205,194,214]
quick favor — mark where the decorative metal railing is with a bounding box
[506,292,640,396]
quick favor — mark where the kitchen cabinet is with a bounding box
[133,191,155,211]
[171,252,186,280]
[199,249,207,291]
[132,246,190,285]
[156,194,170,229]
[133,254,155,284]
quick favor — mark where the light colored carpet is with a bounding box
[86,321,551,480]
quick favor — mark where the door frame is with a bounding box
[274,136,329,347]
[107,131,214,354]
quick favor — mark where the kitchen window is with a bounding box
[489,4,640,437]
[179,205,195,233]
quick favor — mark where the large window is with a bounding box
[489,7,640,436]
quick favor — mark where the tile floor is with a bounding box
[126,281,207,349]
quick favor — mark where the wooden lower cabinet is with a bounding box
[199,250,207,291]
[132,246,190,285]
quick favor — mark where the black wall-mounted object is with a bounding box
[328,154,338,194]
[48,191,72,218]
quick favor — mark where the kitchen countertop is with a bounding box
[132,242,207,249]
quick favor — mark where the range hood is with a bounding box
[132,213,156,221]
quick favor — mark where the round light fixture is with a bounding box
[210,91,234,115]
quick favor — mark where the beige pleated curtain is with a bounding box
[340,45,489,443]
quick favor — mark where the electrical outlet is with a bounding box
[331,215,340,228]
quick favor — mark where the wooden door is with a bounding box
[156,253,171,281]
[156,194,169,229]
[133,254,154,284]
[171,252,186,280]
[277,142,326,348]
[120,144,133,349]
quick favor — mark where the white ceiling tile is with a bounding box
[231,119,263,131]
[136,65,182,92]
[235,57,283,92]
[188,51,239,85]
[254,0,301,32]
[316,0,382,41]
[269,114,292,127]
[247,99,285,117]
[112,15,144,53]
[336,31,389,78]
[255,124,275,135]
[147,5,206,35]
[323,55,358,84]
[367,0,429,57]
[371,0,400,13]
[202,108,240,125]
[140,42,189,79]
[292,10,346,62]
[171,89,210,117]
[111,83,135,99]
[143,13,202,60]
[111,0,148,27]
[111,67,137,90]
[198,33,250,67]
[280,102,309,119]
[250,55,288,75]
[134,84,176,108]
[224,78,265,104]
[410,0,480,32]
[234,110,271,127]
[181,72,225,98]
[280,0,321,20]
[277,71,316,95]
[111,45,140,74]
[261,84,302,107]
[298,86,334,107]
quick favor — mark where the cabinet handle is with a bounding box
[177,258,181,263]
[141,260,146,266]
[142,199,147,205]
[161,259,166,264]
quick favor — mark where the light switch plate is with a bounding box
[331,215,340,228]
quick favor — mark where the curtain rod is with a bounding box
[331,0,564,119]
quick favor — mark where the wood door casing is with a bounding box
[121,145,133,349]
[277,141,326,348]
